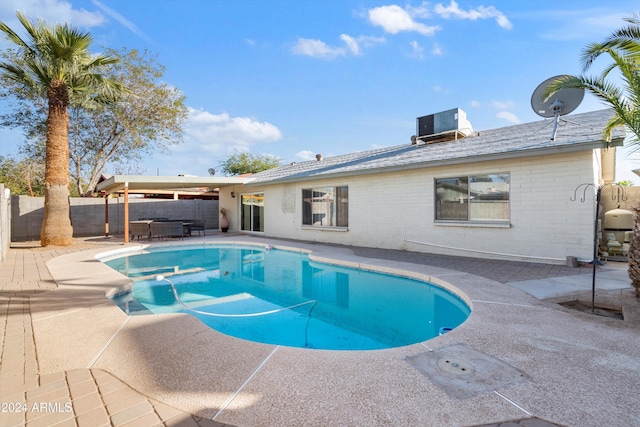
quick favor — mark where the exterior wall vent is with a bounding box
[414,108,473,145]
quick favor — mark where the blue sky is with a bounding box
[1,0,639,181]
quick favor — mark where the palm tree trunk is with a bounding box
[41,81,73,246]
[628,207,640,297]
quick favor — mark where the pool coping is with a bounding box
[95,239,475,310]
[97,240,473,350]
[34,235,640,426]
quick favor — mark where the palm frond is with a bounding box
[0,11,129,106]
[581,17,640,71]
[544,74,633,142]
[0,17,31,53]
[555,14,640,149]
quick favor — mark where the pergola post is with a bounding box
[103,192,109,237]
[124,182,129,243]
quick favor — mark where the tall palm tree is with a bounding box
[545,14,640,296]
[0,12,124,246]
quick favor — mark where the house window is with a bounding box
[302,186,348,227]
[241,193,264,232]
[435,173,509,222]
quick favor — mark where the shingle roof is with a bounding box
[249,109,625,184]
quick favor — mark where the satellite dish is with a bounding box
[531,75,584,140]
[207,168,215,176]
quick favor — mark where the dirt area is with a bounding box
[547,288,640,324]
[559,300,624,320]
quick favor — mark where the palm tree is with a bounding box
[0,12,124,246]
[545,14,640,296]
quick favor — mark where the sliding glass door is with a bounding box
[241,193,264,232]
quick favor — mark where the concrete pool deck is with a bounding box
[1,234,639,426]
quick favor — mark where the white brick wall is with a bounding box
[223,150,600,264]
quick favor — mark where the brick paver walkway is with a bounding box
[0,240,230,427]
[351,246,596,283]
[0,369,227,427]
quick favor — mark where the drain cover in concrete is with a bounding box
[405,343,529,399]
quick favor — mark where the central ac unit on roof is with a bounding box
[416,108,473,142]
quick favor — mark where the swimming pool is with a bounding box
[103,244,470,350]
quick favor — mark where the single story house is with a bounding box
[218,109,626,264]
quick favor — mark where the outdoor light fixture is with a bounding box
[231,192,236,198]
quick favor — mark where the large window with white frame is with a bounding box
[435,173,510,222]
[302,186,348,228]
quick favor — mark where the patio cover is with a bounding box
[96,175,253,242]
[96,175,253,194]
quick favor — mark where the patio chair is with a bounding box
[190,220,205,236]
[130,222,151,240]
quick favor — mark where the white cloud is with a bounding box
[432,42,443,56]
[292,34,384,59]
[409,40,424,59]
[434,0,512,30]
[340,34,360,55]
[341,34,385,56]
[495,14,512,30]
[295,150,317,161]
[0,0,106,50]
[184,108,282,154]
[470,100,481,108]
[0,0,105,28]
[496,111,520,124]
[406,2,431,19]
[368,4,440,35]
[145,107,282,176]
[292,37,346,59]
[491,100,515,110]
[407,40,441,58]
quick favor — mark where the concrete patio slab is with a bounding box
[406,343,530,399]
[1,234,638,426]
[507,262,631,299]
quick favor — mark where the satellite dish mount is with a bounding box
[208,168,216,176]
[531,75,584,141]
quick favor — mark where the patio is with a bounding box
[1,234,639,426]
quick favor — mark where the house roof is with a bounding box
[249,109,625,185]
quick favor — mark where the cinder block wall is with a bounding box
[600,186,640,213]
[0,185,10,261]
[11,196,219,241]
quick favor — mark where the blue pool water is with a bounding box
[103,244,470,350]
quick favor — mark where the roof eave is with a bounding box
[245,138,619,186]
